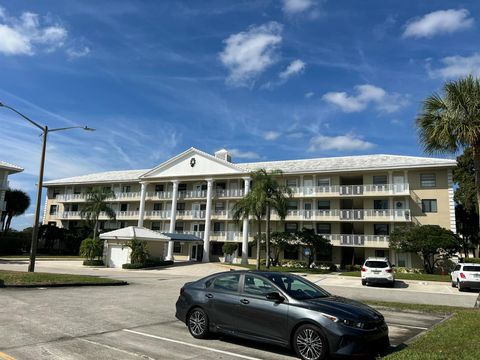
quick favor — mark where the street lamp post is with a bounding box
[0,102,95,272]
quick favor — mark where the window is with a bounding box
[422,199,438,213]
[286,179,297,188]
[49,205,58,215]
[364,260,389,268]
[215,182,226,190]
[155,184,164,192]
[153,203,163,211]
[317,200,330,210]
[151,222,161,231]
[264,273,329,300]
[373,175,388,185]
[316,223,331,234]
[173,242,182,253]
[215,202,225,211]
[175,222,184,231]
[244,275,275,296]
[287,200,298,210]
[122,185,131,193]
[52,188,61,197]
[73,186,81,194]
[285,222,298,233]
[317,178,330,187]
[374,200,389,210]
[176,203,185,211]
[178,183,187,192]
[211,274,240,292]
[374,224,389,235]
[71,204,79,212]
[120,203,128,212]
[200,204,207,211]
[283,245,298,260]
[213,222,222,232]
[420,174,436,188]
[375,250,386,258]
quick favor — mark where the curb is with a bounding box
[0,281,128,288]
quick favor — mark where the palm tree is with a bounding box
[80,188,116,241]
[417,75,480,227]
[255,169,292,268]
[1,189,30,233]
[232,183,267,270]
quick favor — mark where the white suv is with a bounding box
[451,263,480,292]
[361,257,395,287]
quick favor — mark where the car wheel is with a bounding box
[457,280,465,292]
[293,324,328,360]
[187,308,209,339]
[361,279,366,286]
[451,281,456,288]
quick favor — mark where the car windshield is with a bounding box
[463,266,480,272]
[365,261,389,268]
[263,273,330,300]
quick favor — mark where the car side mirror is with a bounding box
[266,292,285,302]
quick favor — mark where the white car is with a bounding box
[451,263,480,291]
[361,257,395,287]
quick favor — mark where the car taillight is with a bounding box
[385,269,393,273]
[460,273,466,279]
[361,267,367,272]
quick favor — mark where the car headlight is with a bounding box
[341,319,365,329]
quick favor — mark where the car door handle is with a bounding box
[240,299,249,304]
[205,293,213,299]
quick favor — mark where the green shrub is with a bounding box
[122,259,173,269]
[281,260,308,268]
[329,264,338,272]
[345,264,362,271]
[463,257,480,264]
[394,267,424,274]
[79,238,103,261]
[83,259,104,266]
[123,239,149,264]
[0,232,29,255]
[222,242,238,255]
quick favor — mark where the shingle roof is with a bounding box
[0,160,23,173]
[43,153,456,186]
[238,154,456,173]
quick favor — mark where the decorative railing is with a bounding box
[289,183,410,197]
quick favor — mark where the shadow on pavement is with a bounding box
[366,280,409,289]
[212,333,295,358]
[0,259,29,265]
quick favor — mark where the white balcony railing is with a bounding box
[290,183,410,197]
[324,234,389,247]
[215,189,245,198]
[278,209,411,222]
[145,210,170,219]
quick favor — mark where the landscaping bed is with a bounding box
[234,264,332,274]
[366,301,480,360]
[122,260,174,269]
[342,271,451,282]
[0,270,127,287]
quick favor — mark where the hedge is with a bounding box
[122,260,174,269]
[83,259,104,266]
[463,258,480,264]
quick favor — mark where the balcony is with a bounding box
[147,191,172,200]
[55,192,142,202]
[324,234,389,248]
[178,190,207,199]
[215,189,245,198]
[176,210,206,220]
[290,183,410,197]
[59,210,139,220]
[277,209,411,222]
[145,210,170,219]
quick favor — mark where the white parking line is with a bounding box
[388,323,428,330]
[123,329,264,360]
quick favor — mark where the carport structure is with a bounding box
[100,226,203,268]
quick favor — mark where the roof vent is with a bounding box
[214,149,232,162]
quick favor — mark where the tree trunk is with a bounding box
[472,145,480,250]
[266,205,270,268]
[93,217,98,241]
[5,212,13,232]
[256,218,261,270]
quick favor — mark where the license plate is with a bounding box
[474,274,480,278]
[373,271,380,274]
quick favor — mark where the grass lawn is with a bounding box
[233,264,332,274]
[366,301,480,360]
[0,270,126,287]
[342,271,451,282]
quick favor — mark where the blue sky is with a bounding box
[1,0,479,229]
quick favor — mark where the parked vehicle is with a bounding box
[176,271,389,360]
[361,257,395,287]
[451,263,480,291]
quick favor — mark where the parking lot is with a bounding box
[0,261,459,360]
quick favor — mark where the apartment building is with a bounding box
[43,147,456,268]
[0,160,24,229]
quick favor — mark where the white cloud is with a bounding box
[308,134,375,152]
[0,7,67,55]
[427,53,480,79]
[66,46,91,59]
[305,91,314,99]
[403,9,473,39]
[282,0,314,15]
[228,148,260,159]
[220,22,283,86]
[263,131,281,141]
[279,59,306,80]
[322,84,407,113]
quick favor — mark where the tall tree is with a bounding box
[80,188,116,241]
[416,75,480,229]
[1,189,30,233]
[254,169,292,268]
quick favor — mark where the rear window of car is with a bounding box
[365,261,389,268]
[210,274,240,292]
[463,266,480,272]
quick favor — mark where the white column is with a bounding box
[186,243,192,261]
[203,179,214,262]
[137,182,147,227]
[166,180,179,261]
[241,177,251,265]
